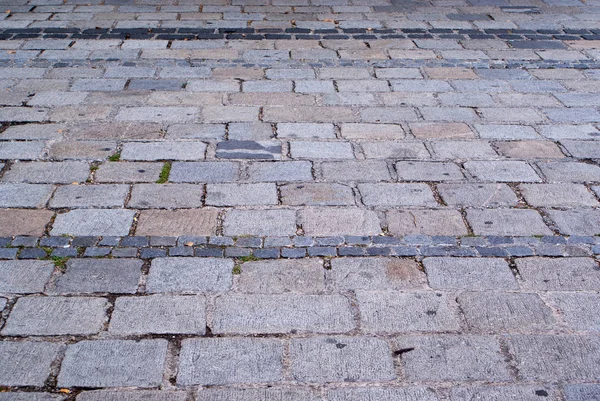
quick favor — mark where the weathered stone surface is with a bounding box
[213,294,354,334]
[77,391,187,401]
[146,257,232,293]
[51,209,135,236]
[0,141,45,160]
[0,393,66,401]
[178,338,283,385]
[224,209,296,236]
[52,259,142,294]
[564,384,600,401]
[0,209,53,236]
[216,140,281,160]
[450,386,559,401]
[278,123,335,139]
[0,184,53,208]
[361,141,430,159]
[396,335,511,381]
[128,184,203,208]
[2,162,90,184]
[50,184,129,208]
[357,291,461,333]
[546,209,600,236]
[121,141,207,161]
[95,162,163,183]
[548,293,600,332]
[359,183,437,207]
[516,257,600,291]
[237,259,325,293]
[387,209,467,236]
[196,388,318,401]
[49,140,116,161]
[281,183,355,206]
[328,387,440,401]
[291,141,354,159]
[290,337,396,383]
[508,335,600,381]
[136,209,219,236]
[206,183,278,206]
[465,161,541,182]
[322,161,392,182]
[458,292,555,332]
[0,341,63,386]
[169,162,239,183]
[437,183,518,207]
[396,161,464,181]
[410,122,475,139]
[247,161,312,182]
[424,257,517,290]
[109,295,206,335]
[0,260,54,294]
[2,296,109,336]
[537,161,600,183]
[520,184,598,207]
[299,208,380,236]
[330,258,427,290]
[341,123,404,139]
[467,209,552,236]
[57,340,168,388]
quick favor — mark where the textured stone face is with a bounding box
[52,259,142,294]
[298,208,381,236]
[0,260,54,294]
[423,257,517,290]
[330,258,427,290]
[196,388,318,401]
[136,209,219,236]
[51,209,136,236]
[77,391,187,401]
[0,342,64,386]
[328,387,440,401]
[146,257,232,293]
[0,209,53,236]
[237,259,325,293]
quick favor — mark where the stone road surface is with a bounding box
[1,0,600,399]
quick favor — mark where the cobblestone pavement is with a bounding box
[1,0,600,399]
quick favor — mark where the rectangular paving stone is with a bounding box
[57,340,168,388]
[423,257,517,290]
[121,141,207,161]
[341,123,404,140]
[247,161,313,182]
[450,386,559,401]
[299,208,380,236]
[0,341,63,387]
[537,161,600,183]
[437,183,518,207]
[170,162,239,183]
[395,335,511,382]
[178,338,283,385]
[146,257,232,293]
[196,388,318,401]
[51,209,135,236]
[508,335,600,381]
[167,124,225,140]
[213,294,354,334]
[1,296,109,336]
[290,337,396,383]
[520,184,598,207]
[1,124,65,140]
[322,160,392,182]
[358,183,437,207]
[516,257,600,291]
[0,393,66,401]
[548,293,600,332]
[116,107,198,122]
[467,209,552,236]
[464,161,541,182]
[357,291,461,333]
[330,258,426,290]
[128,184,203,208]
[224,209,296,236]
[205,183,278,206]
[564,384,600,401]
[387,210,468,236]
[290,141,354,159]
[430,140,498,159]
[475,124,540,140]
[237,259,325,293]
[109,295,206,335]
[95,162,163,183]
[361,141,429,160]
[457,292,555,332]
[410,122,475,139]
[77,390,187,401]
[0,141,45,160]
[52,259,142,294]
[546,209,600,236]
[136,209,219,236]
[0,209,53,237]
[495,140,564,159]
[2,161,90,183]
[0,183,53,208]
[50,184,128,208]
[396,161,464,181]
[0,260,54,294]
[281,183,355,206]
[277,123,335,139]
[328,387,440,401]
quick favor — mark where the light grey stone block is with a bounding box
[228,122,273,141]
[437,183,518,207]
[548,293,600,332]
[178,338,283,385]
[281,183,354,206]
[357,291,461,333]
[196,388,318,401]
[170,162,239,183]
[508,335,600,381]
[237,259,325,293]
[2,296,108,336]
[51,209,135,236]
[358,183,438,207]
[116,107,198,123]
[516,257,600,291]
[290,337,396,383]
[128,184,203,208]
[458,292,555,332]
[167,124,225,140]
[387,209,468,236]
[0,393,66,401]
[396,335,510,381]
[247,161,313,182]
[0,184,53,208]
[424,257,517,290]
[361,141,429,159]
[537,161,600,183]
[475,124,540,140]
[0,341,63,386]
[520,184,598,207]
[2,162,90,184]
[331,258,426,290]
[77,390,187,401]
[0,260,54,294]
[146,257,232,293]
[451,386,559,401]
[277,123,335,139]
[291,141,354,159]
[57,340,168,388]
[299,208,381,236]
[467,209,552,236]
[109,295,206,335]
[322,160,392,182]
[52,259,142,294]
[223,209,296,236]
[396,161,464,181]
[121,141,207,161]
[49,184,129,208]
[546,209,600,236]
[464,161,541,182]
[206,183,278,206]
[328,387,440,401]
[95,162,163,183]
[0,141,45,160]
[564,384,600,401]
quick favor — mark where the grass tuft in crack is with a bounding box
[156,161,172,184]
[108,152,121,162]
[51,256,70,271]
[232,264,242,275]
